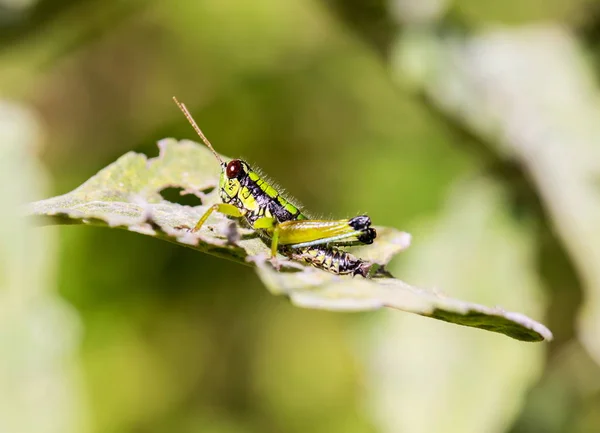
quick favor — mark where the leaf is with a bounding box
[29,138,553,342]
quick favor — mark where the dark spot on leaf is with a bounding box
[174,224,192,231]
[159,187,202,206]
[278,265,304,274]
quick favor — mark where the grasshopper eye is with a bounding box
[226,160,243,179]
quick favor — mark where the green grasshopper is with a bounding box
[174,97,387,277]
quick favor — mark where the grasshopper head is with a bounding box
[219,159,249,203]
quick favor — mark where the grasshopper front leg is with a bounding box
[191,203,245,233]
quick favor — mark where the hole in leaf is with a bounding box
[202,186,216,195]
[159,187,202,206]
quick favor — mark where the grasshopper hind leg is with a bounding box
[269,214,377,254]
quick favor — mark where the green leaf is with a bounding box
[29,139,553,342]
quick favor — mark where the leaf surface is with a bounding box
[29,139,553,342]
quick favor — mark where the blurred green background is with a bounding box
[2,0,600,432]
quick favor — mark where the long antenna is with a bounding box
[173,96,224,165]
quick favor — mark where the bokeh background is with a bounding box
[2,0,600,432]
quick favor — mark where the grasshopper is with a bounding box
[174,97,388,277]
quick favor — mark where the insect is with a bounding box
[174,97,388,277]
